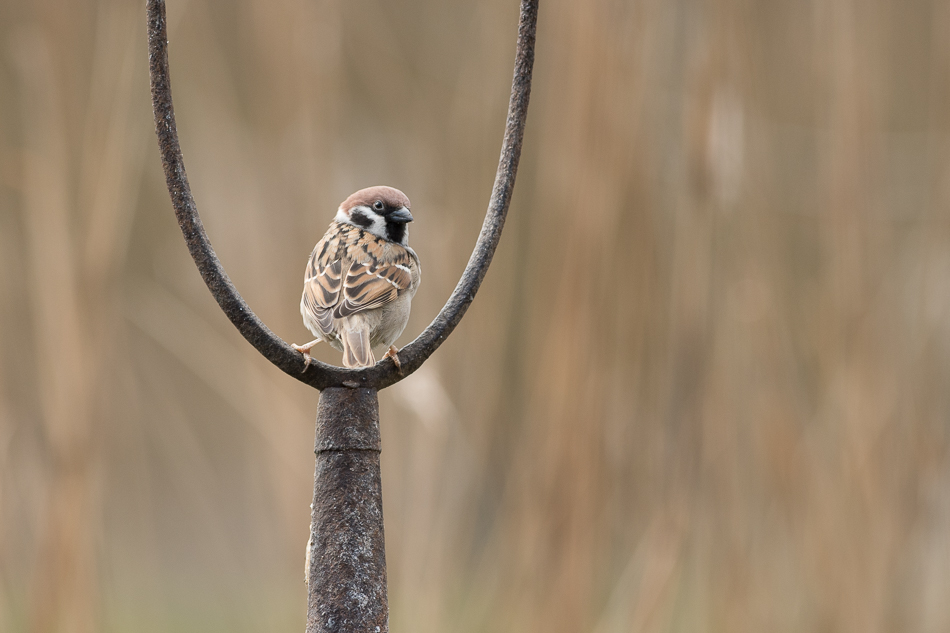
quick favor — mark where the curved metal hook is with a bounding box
[146,0,537,390]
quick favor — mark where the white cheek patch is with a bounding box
[339,205,389,240]
[369,215,387,238]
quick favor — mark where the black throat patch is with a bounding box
[386,221,406,244]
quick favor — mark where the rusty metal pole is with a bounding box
[307,388,387,633]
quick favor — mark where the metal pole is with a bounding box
[307,387,387,632]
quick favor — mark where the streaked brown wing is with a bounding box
[334,260,413,318]
[303,252,344,337]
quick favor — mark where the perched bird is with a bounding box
[293,186,421,370]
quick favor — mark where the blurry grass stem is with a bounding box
[146,0,537,630]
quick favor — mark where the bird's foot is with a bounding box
[383,345,402,374]
[292,339,321,372]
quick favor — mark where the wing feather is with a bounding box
[301,222,416,336]
[333,258,413,318]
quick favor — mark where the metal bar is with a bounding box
[307,388,387,632]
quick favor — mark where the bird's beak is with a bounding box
[388,207,413,223]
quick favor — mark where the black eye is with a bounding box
[373,200,384,212]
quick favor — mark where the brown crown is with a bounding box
[340,186,411,212]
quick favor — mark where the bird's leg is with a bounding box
[292,339,321,371]
[383,345,402,373]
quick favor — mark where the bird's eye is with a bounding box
[373,200,384,211]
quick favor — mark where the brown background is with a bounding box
[2,0,950,631]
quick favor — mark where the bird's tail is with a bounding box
[341,328,375,368]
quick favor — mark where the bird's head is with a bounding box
[335,186,413,246]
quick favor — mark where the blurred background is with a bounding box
[2,0,950,631]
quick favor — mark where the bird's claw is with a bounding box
[383,345,402,374]
[292,340,320,372]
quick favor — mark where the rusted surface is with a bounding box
[308,388,387,633]
[146,0,537,390]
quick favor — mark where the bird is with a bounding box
[292,186,421,370]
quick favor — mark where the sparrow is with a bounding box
[292,186,421,370]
